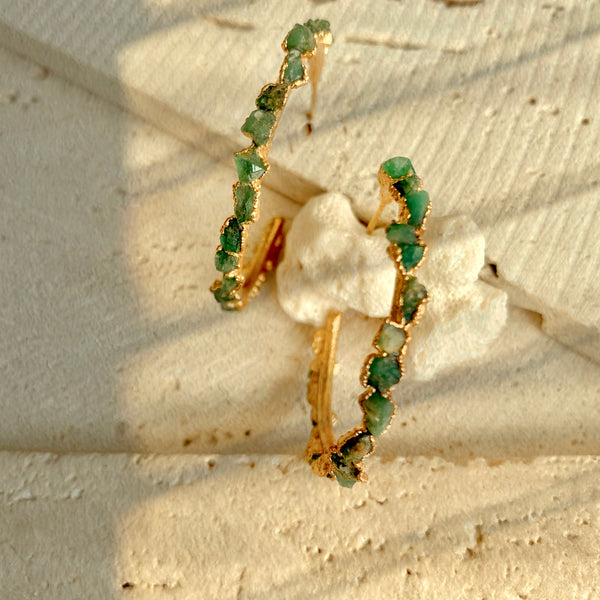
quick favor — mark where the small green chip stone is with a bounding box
[363,393,394,437]
[285,24,315,53]
[403,276,427,323]
[340,433,373,463]
[213,276,238,303]
[331,454,359,488]
[377,323,406,354]
[234,184,256,223]
[283,49,304,83]
[333,469,357,488]
[233,148,267,183]
[221,276,238,295]
[386,223,417,246]
[381,156,414,179]
[304,19,331,34]
[393,174,421,197]
[401,244,424,270]
[220,218,242,253]
[212,287,228,303]
[256,83,288,111]
[406,190,430,227]
[241,109,276,146]
[214,249,239,273]
[367,355,402,392]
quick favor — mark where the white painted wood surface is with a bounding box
[0,0,599,359]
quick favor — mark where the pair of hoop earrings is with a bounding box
[210,20,431,487]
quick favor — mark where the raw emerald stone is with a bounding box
[377,323,406,354]
[363,393,394,437]
[340,433,373,463]
[333,468,357,488]
[256,83,288,111]
[386,223,417,246]
[367,355,401,392]
[401,244,424,270]
[214,249,238,273]
[381,156,414,179]
[234,148,267,183]
[220,218,242,253]
[393,174,421,196]
[331,454,359,488]
[221,275,238,295]
[241,109,276,146]
[283,49,304,83]
[234,184,256,223]
[403,276,427,323]
[406,190,430,227]
[304,19,331,34]
[285,24,315,53]
[213,276,238,303]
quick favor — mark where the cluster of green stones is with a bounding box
[328,157,431,488]
[211,19,333,310]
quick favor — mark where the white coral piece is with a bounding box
[276,193,507,380]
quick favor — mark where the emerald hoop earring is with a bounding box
[306,157,431,487]
[210,19,333,311]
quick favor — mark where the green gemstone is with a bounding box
[304,19,331,34]
[212,287,227,303]
[285,24,315,53]
[212,276,238,303]
[376,323,406,354]
[403,276,427,323]
[283,49,304,83]
[406,190,430,227]
[214,249,238,273]
[367,355,401,392]
[220,218,242,253]
[363,393,394,437]
[333,469,357,488]
[401,244,424,270]
[234,148,267,183]
[221,275,238,295]
[393,174,421,196]
[241,109,276,146]
[381,156,414,179]
[256,83,288,111]
[340,433,373,463]
[234,184,256,223]
[331,454,359,488]
[386,223,417,246]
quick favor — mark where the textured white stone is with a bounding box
[1,9,600,595]
[1,47,599,460]
[277,193,507,379]
[2,451,600,599]
[1,0,598,359]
